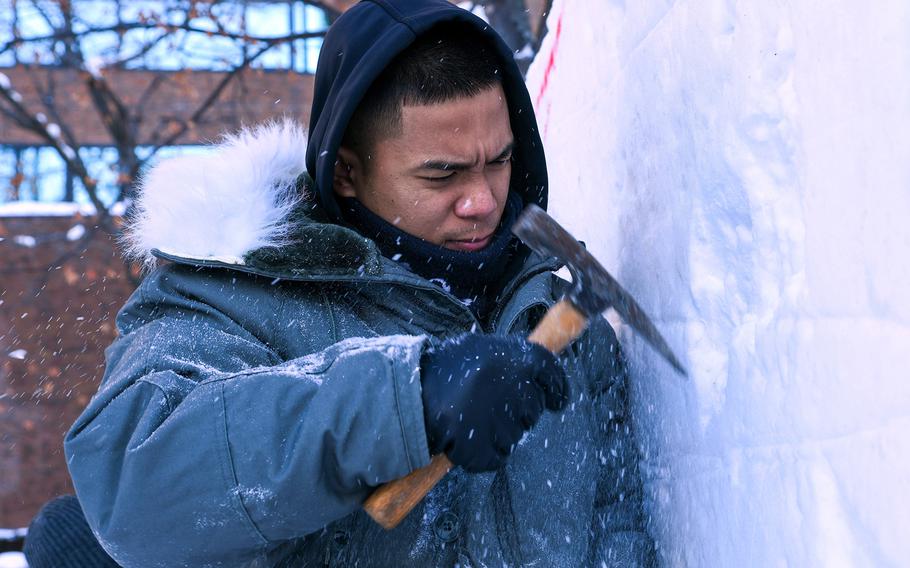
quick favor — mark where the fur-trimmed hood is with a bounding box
[123,119,308,270]
[122,119,383,278]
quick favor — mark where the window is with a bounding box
[0,145,212,207]
[0,1,329,73]
[0,1,328,207]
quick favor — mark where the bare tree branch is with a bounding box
[0,74,109,227]
[1,20,328,55]
[145,39,282,155]
[32,67,81,152]
[107,30,170,68]
[0,0,356,288]
[134,73,167,120]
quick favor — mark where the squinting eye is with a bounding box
[491,156,513,166]
[421,172,456,182]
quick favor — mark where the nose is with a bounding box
[454,177,498,219]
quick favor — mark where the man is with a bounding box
[65,0,655,566]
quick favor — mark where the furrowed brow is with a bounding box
[418,159,472,172]
[413,141,515,173]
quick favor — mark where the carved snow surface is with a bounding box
[527,0,910,565]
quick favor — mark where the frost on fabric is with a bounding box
[429,278,452,293]
[154,249,246,266]
[233,485,277,512]
[281,335,425,383]
[165,335,425,387]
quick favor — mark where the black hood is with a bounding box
[305,0,549,222]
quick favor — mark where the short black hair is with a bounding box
[342,22,504,159]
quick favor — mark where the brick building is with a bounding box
[1,213,134,528]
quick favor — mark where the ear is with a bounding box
[333,146,363,198]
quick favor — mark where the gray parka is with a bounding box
[64,121,655,567]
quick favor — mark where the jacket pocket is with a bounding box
[138,371,198,413]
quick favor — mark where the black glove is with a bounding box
[419,333,569,473]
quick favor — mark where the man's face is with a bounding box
[334,84,514,252]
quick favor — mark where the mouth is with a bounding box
[445,232,494,252]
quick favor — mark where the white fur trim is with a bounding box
[122,118,308,271]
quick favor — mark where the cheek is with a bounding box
[366,173,416,210]
[491,163,513,201]
[420,193,462,223]
[391,185,459,242]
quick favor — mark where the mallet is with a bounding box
[363,204,686,529]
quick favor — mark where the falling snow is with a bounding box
[66,224,86,241]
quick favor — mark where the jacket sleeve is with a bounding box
[64,264,431,568]
[582,317,658,567]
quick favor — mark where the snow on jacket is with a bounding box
[65,1,655,565]
[64,121,654,567]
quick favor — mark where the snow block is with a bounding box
[526,0,910,565]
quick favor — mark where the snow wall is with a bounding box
[525,1,910,566]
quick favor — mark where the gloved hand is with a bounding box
[419,333,569,473]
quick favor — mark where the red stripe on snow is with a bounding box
[535,11,564,109]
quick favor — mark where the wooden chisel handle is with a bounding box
[363,299,590,529]
[526,298,590,353]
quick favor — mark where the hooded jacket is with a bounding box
[64,1,655,566]
[305,0,548,221]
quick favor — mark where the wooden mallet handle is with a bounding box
[526,298,590,353]
[363,298,589,529]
